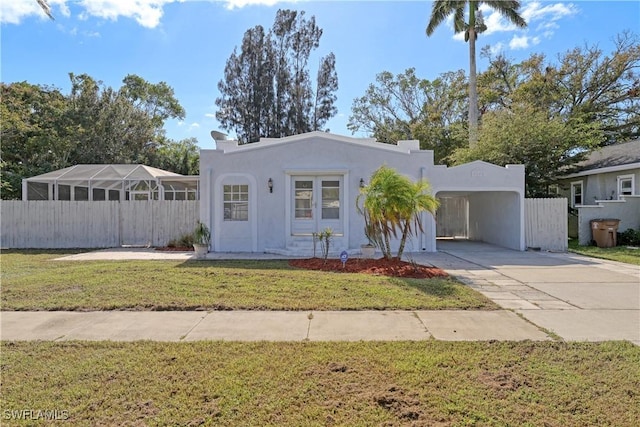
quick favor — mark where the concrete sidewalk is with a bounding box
[1,241,638,344]
[0,310,550,342]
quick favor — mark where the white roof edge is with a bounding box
[560,162,640,179]
[210,131,421,155]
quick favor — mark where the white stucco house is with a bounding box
[199,131,525,254]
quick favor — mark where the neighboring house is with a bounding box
[556,139,640,243]
[199,131,525,254]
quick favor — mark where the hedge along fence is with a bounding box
[1,200,199,249]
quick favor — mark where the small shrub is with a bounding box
[167,233,195,248]
[617,228,640,246]
[317,227,333,263]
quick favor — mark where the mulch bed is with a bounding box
[289,257,448,279]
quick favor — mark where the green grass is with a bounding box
[568,240,640,266]
[0,251,497,311]
[1,341,638,426]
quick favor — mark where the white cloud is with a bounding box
[223,0,288,10]
[204,113,216,119]
[78,0,180,28]
[488,41,504,56]
[2,0,298,27]
[188,122,200,131]
[447,1,578,51]
[1,0,183,28]
[1,0,45,24]
[509,35,541,50]
[521,1,578,23]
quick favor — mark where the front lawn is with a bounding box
[1,341,638,426]
[0,251,497,311]
[568,240,640,265]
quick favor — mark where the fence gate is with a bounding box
[524,198,567,251]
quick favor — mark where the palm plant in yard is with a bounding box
[357,166,439,260]
[426,1,527,146]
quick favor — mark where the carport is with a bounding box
[429,161,525,251]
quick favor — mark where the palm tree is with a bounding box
[357,166,439,260]
[426,1,527,146]
[36,0,55,20]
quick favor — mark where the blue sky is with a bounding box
[2,1,639,149]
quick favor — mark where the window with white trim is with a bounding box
[570,181,583,207]
[548,184,560,197]
[223,184,248,221]
[617,174,634,199]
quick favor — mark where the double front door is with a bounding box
[291,176,343,236]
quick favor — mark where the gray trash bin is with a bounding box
[590,219,620,248]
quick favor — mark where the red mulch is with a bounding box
[288,257,448,279]
[155,246,194,252]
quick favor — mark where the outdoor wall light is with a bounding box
[268,178,273,193]
[359,178,365,188]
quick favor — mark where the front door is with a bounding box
[291,176,343,236]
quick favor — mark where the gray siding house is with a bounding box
[557,140,640,243]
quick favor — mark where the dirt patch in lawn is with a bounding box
[289,257,448,279]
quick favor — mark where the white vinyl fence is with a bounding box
[1,201,199,249]
[525,198,567,252]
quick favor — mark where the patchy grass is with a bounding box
[1,341,638,426]
[0,251,496,311]
[568,240,640,266]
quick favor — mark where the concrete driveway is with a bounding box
[421,240,640,345]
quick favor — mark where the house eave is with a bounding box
[560,162,640,179]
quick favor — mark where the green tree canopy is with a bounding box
[348,68,468,164]
[215,9,338,144]
[0,74,188,200]
[450,103,603,197]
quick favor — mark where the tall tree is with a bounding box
[426,0,527,146]
[451,103,603,196]
[1,74,186,199]
[348,68,468,163]
[478,31,640,143]
[0,82,68,199]
[216,9,338,144]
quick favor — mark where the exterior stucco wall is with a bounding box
[576,196,640,245]
[430,162,525,251]
[467,192,523,250]
[200,134,432,253]
[199,133,526,253]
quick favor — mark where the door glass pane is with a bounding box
[321,180,340,219]
[295,180,313,219]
